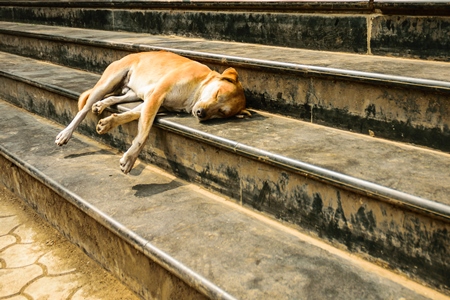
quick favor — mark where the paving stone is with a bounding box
[14,223,37,243]
[38,250,76,276]
[0,216,19,236]
[24,273,81,300]
[0,235,16,251]
[5,296,28,300]
[0,264,43,297]
[0,202,16,217]
[1,243,47,268]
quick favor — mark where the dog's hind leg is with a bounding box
[96,103,142,134]
[55,66,130,146]
[92,89,140,115]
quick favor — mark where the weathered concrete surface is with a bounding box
[0,51,450,293]
[0,6,368,53]
[0,99,447,300]
[1,21,449,82]
[0,110,212,299]
[0,185,141,300]
[371,15,450,61]
[0,24,449,151]
[0,51,449,206]
[1,1,449,61]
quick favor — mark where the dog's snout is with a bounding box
[196,108,206,119]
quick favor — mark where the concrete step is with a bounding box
[1,99,448,300]
[0,21,449,152]
[0,51,449,295]
[0,0,449,61]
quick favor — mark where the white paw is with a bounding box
[119,151,138,174]
[55,128,73,146]
[96,115,115,134]
[92,102,105,115]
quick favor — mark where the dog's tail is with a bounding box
[78,89,92,111]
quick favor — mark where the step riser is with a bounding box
[3,97,443,300]
[370,14,450,62]
[0,31,129,74]
[1,74,449,292]
[1,6,450,62]
[0,6,368,54]
[242,68,450,152]
[1,32,450,152]
[0,155,208,300]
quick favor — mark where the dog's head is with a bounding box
[193,68,251,121]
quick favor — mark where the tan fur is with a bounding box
[77,89,92,111]
[55,51,250,174]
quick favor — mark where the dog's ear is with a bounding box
[221,68,239,83]
[235,109,252,119]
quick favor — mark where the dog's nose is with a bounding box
[196,108,206,119]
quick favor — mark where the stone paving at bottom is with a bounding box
[0,184,140,300]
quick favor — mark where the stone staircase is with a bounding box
[0,1,449,299]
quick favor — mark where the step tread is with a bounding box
[0,99,441,300]
[1,51,449,214]
[1,21,450,88]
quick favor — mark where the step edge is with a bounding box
[156,117,450,221]
[2,23,450,92]
[0,143,237,300]
[0,70,79,100]
[0,0,373,11]
[2,64,449,222]
[3,0,450,16]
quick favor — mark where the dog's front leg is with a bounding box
[96,103,143,134]
[119,89,166,174]
[92,89,139,115]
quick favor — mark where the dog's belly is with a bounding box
[166,79,201,112]
[128,85,195,113]
[133,83,155,101]
[162,94,195,113]
[127,67,202,114]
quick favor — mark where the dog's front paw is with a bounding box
[119,152,138,174]
[55,128,72,146]
[96,115,116,134]
[92,102,106,115]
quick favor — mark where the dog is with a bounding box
[55,51,250,174]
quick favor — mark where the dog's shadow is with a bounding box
[162,109,267,126]
[208,110,266,126]
[132,180,183,198]
[64,149,114,159]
